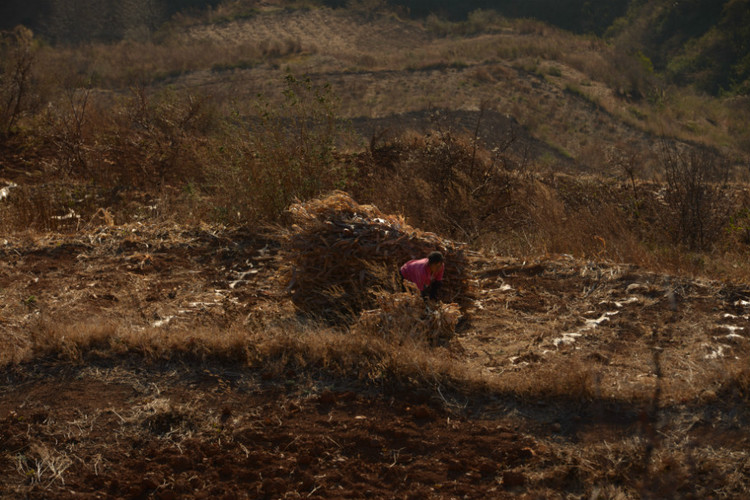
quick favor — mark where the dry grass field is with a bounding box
[1,2,750,499]
[1,213,749,499]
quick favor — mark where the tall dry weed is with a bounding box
[210,74,356,223]
[359,120,519,243]
[498,356,600,402]
[28,319,121,364]
[0,26,38,138]
[659,143,732,251]
[15,314,485,393]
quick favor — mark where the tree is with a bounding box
[0,26,37,138]
[660,143,730,250]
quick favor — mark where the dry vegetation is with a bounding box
[1,3,750,499]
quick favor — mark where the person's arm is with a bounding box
[434,263,444,281]
[422,280,442,300]
[429,280,442,300]
[426,263,444,299]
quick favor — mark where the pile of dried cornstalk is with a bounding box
[354,292,462,344]
[281,191,473,325]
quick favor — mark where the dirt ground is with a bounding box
[1,224,749,499]
[0,370,542,500]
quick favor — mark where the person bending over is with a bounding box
[399,251,444,300]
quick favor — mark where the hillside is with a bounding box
[1,3,750,499]
[608,0,750,95]
[0,0,632,39]
[3,5,747,174]
[3,0,749,96]
[1,202,749,499]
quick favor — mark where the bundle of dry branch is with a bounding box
[355,292,462,344]
[281,191,473,322]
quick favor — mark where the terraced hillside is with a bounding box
[146,6,747,174]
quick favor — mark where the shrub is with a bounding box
[40,83,217,190]
[659,142,731,250]
[107,85,218,186]
[43,86,92,176]
[359,109,521,243]
[212,74,356,223]
[0,26,37,138]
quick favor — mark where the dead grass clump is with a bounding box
[643,446,748,499]
[19,313,484,393]
[715,360,750,405]
[354,292,462,345]
[281,191,473,321]
[137,398,199,436]
[251,322,480,392]
[109,324,262,365]
[499,357,601,402]
[359,125,521,243]
[23,318,256,366]
[28,319,121,364]
[470,66,496,84]
[13,441,73,490]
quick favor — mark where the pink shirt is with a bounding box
[400,258,444,291]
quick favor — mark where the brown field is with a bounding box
[1,3,750,499]
[1,220,749,499]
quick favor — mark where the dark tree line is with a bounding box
[0,0,223,43]
[324,0,630,35]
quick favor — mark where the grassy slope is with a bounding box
[2,5,750,269]
[149,6,750,165]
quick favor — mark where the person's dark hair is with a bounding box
[427,251,444,264]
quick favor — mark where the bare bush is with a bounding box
[112,85,217,186]
[659,143,731,250]
[361,109,520,243]
[608,141,645,196]
[212,74,355,223]
[0,26,37,138]
[45,86,92,175]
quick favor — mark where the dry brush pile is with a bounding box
[281,191,472,342]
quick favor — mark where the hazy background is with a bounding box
[2,0,747,95]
